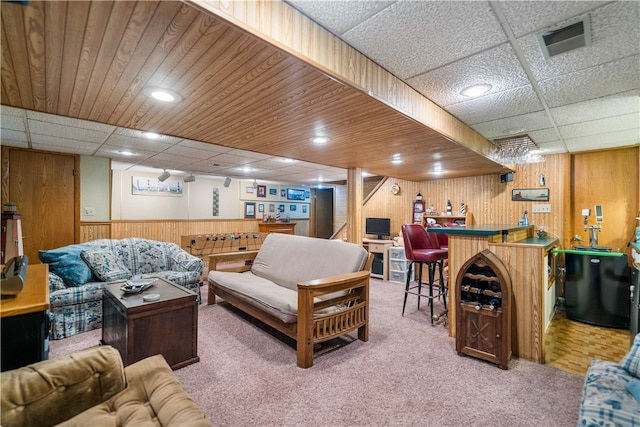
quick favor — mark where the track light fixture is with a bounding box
[252,179,258,188]
[158,170,171,182]
[223,177,232,188]
[183,174,196,183]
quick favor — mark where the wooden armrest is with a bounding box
[298,270,370,295]
[208,251,258,273]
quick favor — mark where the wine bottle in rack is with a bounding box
[488,298,501,310]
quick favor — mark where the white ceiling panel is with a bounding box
[559,113,640,139]
[408,43,529,107]
[539,55,640,108]
[27,110,116,133]
[447,85,542,125]
[0,114,25,132]
[500,1,608,38]
[286,0,394,35]
[472,110,554,139]
[518,2,640,81]
[177,139,232,154]
[28,120,111,144]
[0,128,27,143]
[30,135,101,155]
[528,128,562,146]
[549,91,640,126]
[341,1,506,79]
[565,128,640,151]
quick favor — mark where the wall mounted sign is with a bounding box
[512,188,549,201]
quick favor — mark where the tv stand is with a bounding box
[362,238,394,280]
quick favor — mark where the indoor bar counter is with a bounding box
[430,224,559,364]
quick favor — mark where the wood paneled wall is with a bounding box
[80,219,310,246]
[572,146,639,254]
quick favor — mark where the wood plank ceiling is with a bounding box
[0,0,506,181]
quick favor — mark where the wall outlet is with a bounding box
[83,207,95,216]
[532,204,551,213]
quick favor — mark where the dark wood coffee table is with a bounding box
[102,277,199,370]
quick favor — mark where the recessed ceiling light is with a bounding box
[142,87,183,103]
[310,136,330,144]
[117,150,136,156]
[281,158,295,163]
[391,153,403,164]
[143,131,161,139]
[460,84,492,97]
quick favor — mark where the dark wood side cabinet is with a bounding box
[455,249,512,369]
[1,264,50,371]
[102,278,199,370]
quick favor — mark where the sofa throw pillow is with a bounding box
[81,249,131,282]
[38,244,97,288]
[626,381,640,403]
[620,333,640,377]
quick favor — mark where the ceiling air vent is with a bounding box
[537,14,592,59]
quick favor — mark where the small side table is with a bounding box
[102,278,199,370]
[1,264,50,371]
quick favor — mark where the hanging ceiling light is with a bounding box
[489,135,545,165]
[158,170,171,182]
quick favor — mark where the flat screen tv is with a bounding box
[365,217,391,240]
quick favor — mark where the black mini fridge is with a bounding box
[564,252,630,329]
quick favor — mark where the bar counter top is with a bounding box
[428,224,531,236]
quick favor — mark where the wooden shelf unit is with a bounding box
[423,214,469,227]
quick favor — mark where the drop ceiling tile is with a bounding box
[178,139,232,154]
[408,43,529,107]
[564,128,640,152]
[528,128,562,145]
[518,2,640,81]
[472,110,553,139]
[227,148,272,160]
[95,145,156,160]
[549,91,640,126]
[1,114,26,132]
[27,110,116,133]
[534,141,568,155]
[161,144,224,159]
[1,105,25,117]
[29,120,111,144]
[285,0,395,35]
[446,86,542,125]
[539,55,640,108]
[500,1,609,38]
[341,1,506,79]
[210,153,259,165]
[113,127,181,144]
[30,134,101,155]
[103,134,175,151]
[0,128,27,142]
[559,113,640,139]
[0,138,28,148]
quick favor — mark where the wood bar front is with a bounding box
[431,225,558,364]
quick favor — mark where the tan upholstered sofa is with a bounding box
[207,233,373,368]
[0,345,212,427]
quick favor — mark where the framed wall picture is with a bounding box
[279,204,285,212]
[269,204,275,212]
[246,186,254,194]
[287,188,305,200]
[512,188,549,201]
[244,202,256,218]
[258,203,264,213]
[269,188,277,196]
[280,189,286,197]
[257,185,266,197]
[290,204,297,211]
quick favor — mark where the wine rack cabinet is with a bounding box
[455,249,512,369]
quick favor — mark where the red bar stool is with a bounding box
[401,224,448,324]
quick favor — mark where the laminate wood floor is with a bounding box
[545,308,631,376]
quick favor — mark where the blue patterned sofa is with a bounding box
[578,334,640,426]
[40,238,204,340]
